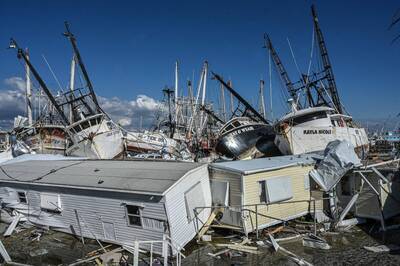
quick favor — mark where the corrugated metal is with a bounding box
[164,165,211,253]
[242,165,314,232]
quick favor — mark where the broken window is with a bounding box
[259,176,293,204]
[17,191,27,203]
[126,205,142,227]
[40,193,62,213]
[259,180,267,203]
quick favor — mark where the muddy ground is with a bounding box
[0,221,399,265]
[182,224,400,266]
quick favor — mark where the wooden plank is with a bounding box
[4,214,21,237]
[198,208,221,239]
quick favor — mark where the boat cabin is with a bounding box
[278,106,356,128]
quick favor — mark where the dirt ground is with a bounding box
[0,221,399,265]
[182,224,400,266]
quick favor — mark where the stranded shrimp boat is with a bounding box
[267,5,369,156]
[212,74,278,159]
[20,123,67,155]
[275,106,368,155]
[62,22,123,158]
[9,22,124,159]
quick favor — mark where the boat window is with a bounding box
[97,117,102,124]
[73,125,82,133]
[17,191,27,203]
[89,118,98,127]
[224,125,234,132]
[126,205,142,227]
[232,121,241,127]
[290,111,327,125]
[81,121,90,130]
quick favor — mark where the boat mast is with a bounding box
[25,48,33,126]
[63,22,101,112]
[69,55,76,122]
[163,87,175,138]
[212,73,269,124]
[220,82,226,122]
[264,34,300,108]
[259,79,266,119]
[311,5,343,114]
[174,61,179,126]
[9,39,70,125]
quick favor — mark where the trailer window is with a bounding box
[17,191,27,203]
[126,205,142,227]
[259,180,267,203]
[259,176,293,203]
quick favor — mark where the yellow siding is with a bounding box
[209,168,242,205]
[243,165,314,232]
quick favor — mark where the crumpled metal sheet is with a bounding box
[309,140,361,192]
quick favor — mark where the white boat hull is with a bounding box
[275,125,369,155]
[66,129,124,159]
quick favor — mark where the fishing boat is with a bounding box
[19,124,67,155]
[267,5,369,156]
[215,116,276,159]
[9,22,124,159]
[212,74,278,159]
[275,106,369,155]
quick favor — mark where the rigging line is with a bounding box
[307,25,315,77]
[319,80,339,113]
[42,54,64,92]
[286,37,302,79]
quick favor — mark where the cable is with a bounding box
[0,160,85,182]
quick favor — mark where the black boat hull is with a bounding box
[215,123,278,159]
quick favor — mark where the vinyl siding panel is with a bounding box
[164,165,211,253]
[0,183,167,254]
[242,165,314,232]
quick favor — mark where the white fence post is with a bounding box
[133,241,139,266]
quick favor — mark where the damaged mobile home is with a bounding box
[207,154,322,234]
[0,157,211,255]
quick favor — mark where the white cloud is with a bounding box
[0,77,27,129]
[99,94,162,129]
[0,76,163,131]
[117,117,132,127]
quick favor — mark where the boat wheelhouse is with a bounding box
[275,107,369,155]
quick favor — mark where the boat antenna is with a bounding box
[311,5,343,114]
[9,38,70,126]
[63,21,101,112]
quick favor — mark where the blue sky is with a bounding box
[0,0,399,126]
